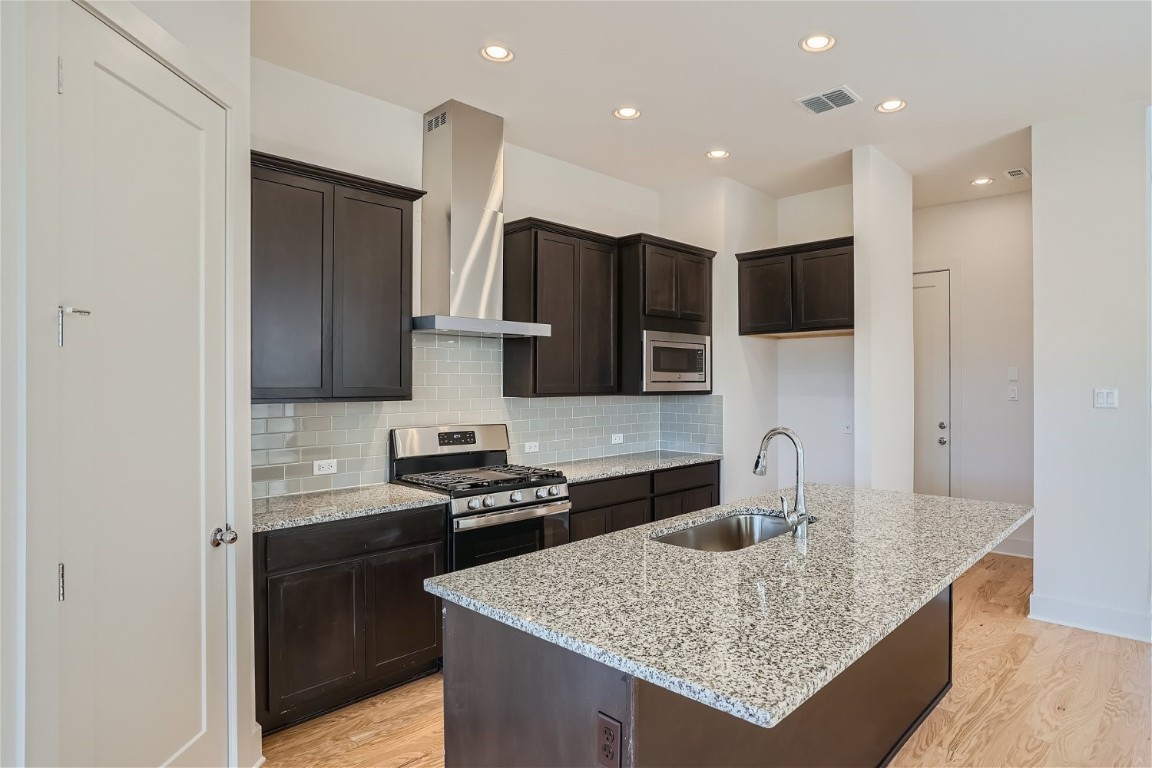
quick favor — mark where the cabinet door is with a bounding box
[570,507,611,542]
[793,247,853,330]
[644,246,679,318]
[535,231,581,395]
[676,253,711,322]
[610,499,651,532]
[683,485,717,515]
[266,560,363,715]
[251,169,333,399]
[739,254,792,334]
[578,241,618,393]
[332,186,412,398]
[652,493,686,522]
[364,542,444,680]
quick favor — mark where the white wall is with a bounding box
[1030,103,1151,642]
[914,192,1035,556]
[659,179,780,500]
[777,185,853,246]
[852,147,915,491]
[505,144,659,235]
[775,185,854,485]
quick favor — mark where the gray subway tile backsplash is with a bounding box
[251,334,723,498]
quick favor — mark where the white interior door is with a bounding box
[913,271,952,496]
[53,4,230,765]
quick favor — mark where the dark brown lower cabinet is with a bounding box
[266,560,363,712]
[570,499,651,543]
[255,505,446,733]
[568,462,721,542]
[654,485,718,522]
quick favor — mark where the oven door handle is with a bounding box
[453,500,572,531]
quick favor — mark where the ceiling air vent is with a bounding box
[426,111,448,133]
[1004,167,1031,180]
[795,86,861,114]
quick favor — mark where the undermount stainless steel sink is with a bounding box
[651,513,793,552]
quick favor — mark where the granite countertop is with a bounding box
[547,450,722,484]
[425,484,1034,728]
[252,483,446,533]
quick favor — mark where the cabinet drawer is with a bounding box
[652,462,719,495]
[569,474,649,513]
[264,504,446,574]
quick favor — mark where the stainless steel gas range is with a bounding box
[390,424,570,571]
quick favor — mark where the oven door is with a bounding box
[451,500,571,571]
[644,330,711,392]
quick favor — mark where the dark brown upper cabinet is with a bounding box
[736,236,853,336]
[619,234,716,334]
[503,218,620,398]
[251,152,425,402]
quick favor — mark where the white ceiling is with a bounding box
[252,1,1150,208]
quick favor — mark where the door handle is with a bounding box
[938,437,948,446]
[938,421,947,430]
[210,525,238,547]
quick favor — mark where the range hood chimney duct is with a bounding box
[413,100,549,338]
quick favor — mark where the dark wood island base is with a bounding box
[443,586,952,768]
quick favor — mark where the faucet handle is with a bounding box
[780,494,798,528]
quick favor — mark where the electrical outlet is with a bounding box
[611,433,624,445]
[313,459,337,476]
[596,713,622,768]
[524,441,540,454]
[841,422,853,434]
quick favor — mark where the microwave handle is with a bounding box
[454,500,572,531]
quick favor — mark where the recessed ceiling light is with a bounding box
[971,177,995,186]
[706,149,730,160]
[613,106,641,120]
[800,34,836,52]
[480,45,514,63]
[875,99,907,114]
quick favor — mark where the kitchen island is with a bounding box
[425,484,1034,767]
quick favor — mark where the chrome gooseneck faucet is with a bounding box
[753,427,808,539]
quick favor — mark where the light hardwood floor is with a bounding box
[263,554,1150,768]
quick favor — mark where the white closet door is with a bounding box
[913,270,952,497]
[54,3,230,765]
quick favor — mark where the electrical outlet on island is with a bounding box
[524,441,540,454]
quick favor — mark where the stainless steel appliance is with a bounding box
[390,424,570,570]
[643,330,711,392]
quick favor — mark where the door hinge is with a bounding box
[57,563,65,601]
[57,56,63,94]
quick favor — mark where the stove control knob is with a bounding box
[467,498,482,511]
[482,495,497,508]
[510,491,523,503]
[548,485,560,497]
[535,487,549,499]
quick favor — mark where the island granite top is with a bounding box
[252,483,446,533]
[548,450,722,484]
[425,483,1034,728]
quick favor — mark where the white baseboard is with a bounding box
[992,536,1033,559]
[1030,593,1152,643]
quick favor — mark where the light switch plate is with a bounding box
[313,459,337,476]
[1008,386,1019,402]
[611,434,624,444]
[1093,388,1119,409]
[1008,366,1019,382]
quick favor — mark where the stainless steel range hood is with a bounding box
[413,100,549,338]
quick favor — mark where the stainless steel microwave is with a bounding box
[643,330,711,393]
